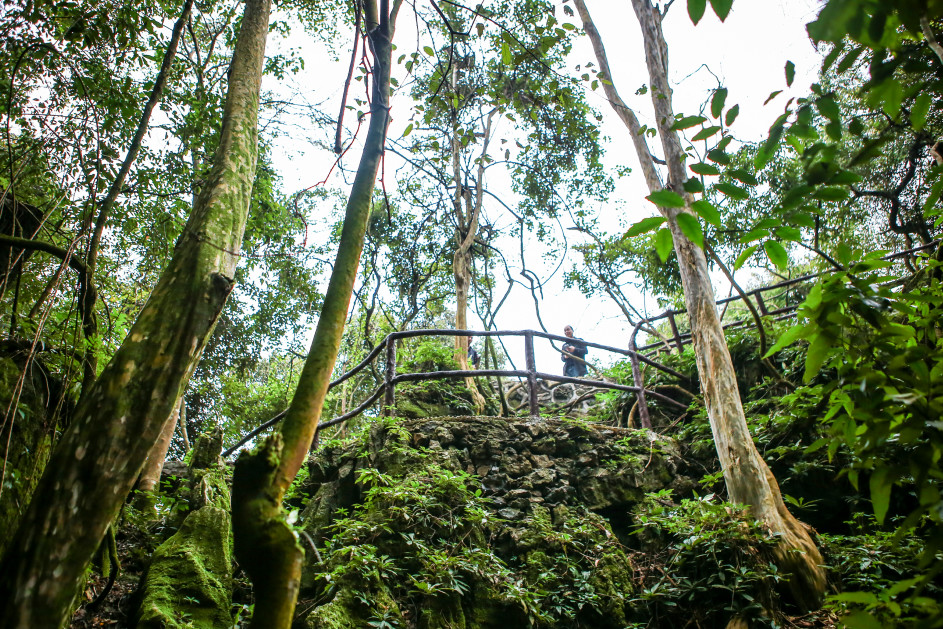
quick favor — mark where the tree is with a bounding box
[231,2,403,627]
[573,0,826,610]
[0,0,272,622]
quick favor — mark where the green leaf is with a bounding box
[755,115,787,168]
[784,60,795,87]
[671,115,708,130]
[764,322,806,357]
[813,186,850,202]
[912,92,931,130]
[728,169,758,185]
[803,331,830,382]
[739,229,769,244]
[501,41,511,65]
[869,466,892,525]
[676,213,704,248]
[655,228,674,262]
[646,189,686,208]
[707,149,731,165]
[423,45,434,56]
[687,0,707,24]
[691,126,721,141]
[690,162,720,176]
[789,211,816,228]
[724,104,740,126]
[683,178,704,193]
[402,123,413,137]
[709,0,732,21]
[625,216,667,238]
[715,182,750,200]
[692,200,720,226]
[774,226,802,241]
[734,245,758,270]
[764,240,788,270]
[816,95,840,121]
[710,88,727,119]
[764,90,782,105]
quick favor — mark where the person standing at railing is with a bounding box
[561,325,588,377]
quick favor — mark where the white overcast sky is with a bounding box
[264,0,825,373]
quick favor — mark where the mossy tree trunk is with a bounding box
[231,2,402,628]
[133,398,183,518]
[0,0,271,624]
[574,0,826,611]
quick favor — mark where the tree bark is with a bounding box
[231,3,402,628]
[0,0,271,623]
[575,0,826,610]
[132,400,182,518]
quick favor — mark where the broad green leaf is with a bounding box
[789,211,816,228]
[816,95,840,121]
[869,466,892,525]
[912,92,931,130]
[724,104,740,126]
[683,177,705,193]
[715,182,750,200]
[707,148,731,165]
[922,179,943,213]
[764,322,806,357]
[692,200,720,226]
[803,331,830,382]
[764,240,788,270]
[690,162,720,176]
[402,123,413,137]
[423,45,434,56]
[676,213,704,248]
[710,0,732,21]
[655,228,674,261]
[671,115,708,130]
[501,41,511,65]
[710,88,727,119]
[774,226,802,241]
[784,60,795,87]
[734,245,758,270]
[691,126,721,141]
[764,90,782,105]
[625,216,666,238]
[728,168,758,185]
[836,45,865,73]
[687,0,707,24]
[813,186,850,202]
[646,189,686,208]
[739,228,769,244]
[755,115,787,168]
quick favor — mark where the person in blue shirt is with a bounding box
[561,325,588,377]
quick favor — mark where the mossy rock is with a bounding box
[0,356,67,558]
[136,505,234,629]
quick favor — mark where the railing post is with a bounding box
[524,331,539,418]
[754,290,769,316]
[667,312,683,352]
[629,321,651,429]
[383,335,396,416]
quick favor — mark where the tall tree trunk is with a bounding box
[575,0,826,611]
[231,3,402,628]
[0,0,271,624]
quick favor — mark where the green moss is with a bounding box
[0,357,60,558]
[136,506,234,629]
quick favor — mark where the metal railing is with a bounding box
[223,328,687,457]
[223,240,940,457]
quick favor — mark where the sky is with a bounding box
[263,0,825,376]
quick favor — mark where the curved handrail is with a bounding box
[222,328,690,457]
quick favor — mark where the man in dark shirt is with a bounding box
[561,325,588,377]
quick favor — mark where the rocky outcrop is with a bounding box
[135,431,234,629]
[295,416,695,628]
